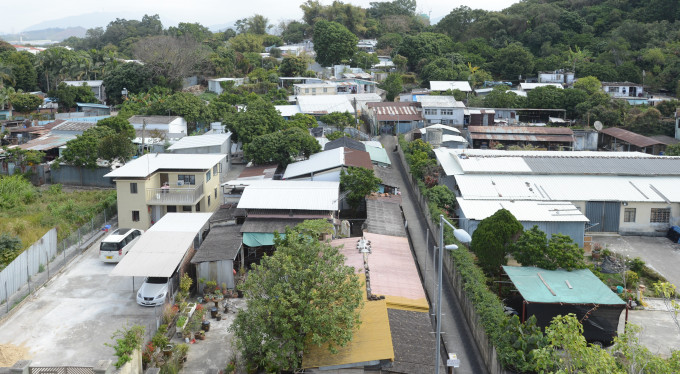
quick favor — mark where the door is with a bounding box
[160,173,168,186]
[585,201,621,232]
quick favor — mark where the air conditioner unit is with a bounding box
[177,180,184,186]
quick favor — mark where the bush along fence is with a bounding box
[396,135,512,374]
[0,205,117,317]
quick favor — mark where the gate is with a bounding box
[30,367,94,374]
[585,201,621,232]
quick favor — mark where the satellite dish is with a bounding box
[594,121,603,131]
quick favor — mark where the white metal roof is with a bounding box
[297,96,355,115]
[63,80,103,87]
[237,181,339,211]
[419,124,462,134]
[429,81,472,92]
[417,95,465,108]
[283,147,344,179]
[166,133,231,151]
[519,83,563,91]
[104,153,225,178]
[362,140,383,148]
[442,134,468,144]
[457,199,589,222]
[147,213,213,233]
[110,231,196,277]
[275,105,302,117]
[456,174,680,203]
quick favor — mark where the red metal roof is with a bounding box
[599,127,662,148]
[343,147,374,170]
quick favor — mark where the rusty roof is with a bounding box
[600,127,662,148]
[17,134,75,151]
[343,147,374,170]
[52,121,97,132]
[468,126,573,135]
[471,134,574,142]
[367,102,423,121]
[238,163,279,179]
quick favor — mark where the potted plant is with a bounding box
[162,344,174,358]
[222,283,228,296]
[592,243,602,260]
[175,343,189,363]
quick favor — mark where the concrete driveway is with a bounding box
[0,235,157,366]
[591,234,680,289]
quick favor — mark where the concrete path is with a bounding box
[381,135,488,374]
[592,234,680,289]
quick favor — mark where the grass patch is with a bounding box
[0,176,116,265]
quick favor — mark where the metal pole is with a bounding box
[435,214,444,374]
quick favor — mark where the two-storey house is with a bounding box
[104,153,225,230]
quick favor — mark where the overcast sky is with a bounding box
[4,0,519,34]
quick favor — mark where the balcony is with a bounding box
[146,185,204,205]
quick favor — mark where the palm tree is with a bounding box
[0,86,16,110]
[0,62,15,88]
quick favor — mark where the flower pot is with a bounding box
[216,314,222,321]
[163,344,174,358]
[210,307,218,319]
[202,320,211,332]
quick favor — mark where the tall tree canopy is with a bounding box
[230,221,363,371]
[509,226,585,270]
[340,166,382,210]
[223,97,285,145]
[313,20,358,67]
[470,209,523,275]
[243,127,321,166]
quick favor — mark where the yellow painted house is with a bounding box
[104,153,225,230]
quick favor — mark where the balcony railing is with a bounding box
[146,185,204,205]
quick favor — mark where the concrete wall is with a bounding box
[170,141,231,175]
[116,178,150,230]
[118,348,142,374]
[618,202,680,235]
[51,165,115,187]
[573,130,598,151]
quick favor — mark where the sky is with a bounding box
[2,0,519,35]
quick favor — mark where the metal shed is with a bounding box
[191,224,243,291]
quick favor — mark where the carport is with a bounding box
[111,213,214,298]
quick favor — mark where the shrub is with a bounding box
[106,325,145,369]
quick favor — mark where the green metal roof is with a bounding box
[503,266,625,305]
[365,145,391,166]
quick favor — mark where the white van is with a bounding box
[99,228,143,263]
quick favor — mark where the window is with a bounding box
[182,206,192,212]
[305,88,309,93]
[312,88,317,94]
[206,171,211,182]
[178,175,195,185]
[650,208,670,223]
[130,183,138,194]
[214,188,218,199]
[609,86,619,93]
[167,206,177,213]
[132,211,140,222]
[213,165,218,176]
[323,88,328,93]
[424,109,437,115]
[624,208,636,222]
[441,109,454,116]
[208,195,211,206]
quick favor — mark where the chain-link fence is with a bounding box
[0,205,118,319]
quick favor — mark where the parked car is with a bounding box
[136,277,170,306]
[99,228,143,263]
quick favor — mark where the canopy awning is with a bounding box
[111,231,197,277]
[242,232,286,247]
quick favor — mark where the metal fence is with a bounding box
[30,367,94,374]
[0,205,117,316]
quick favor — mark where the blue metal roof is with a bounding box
[76,102,109,109]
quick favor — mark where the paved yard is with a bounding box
[592,234,680,289]
[0,235,157,366]
[618,303,680,357]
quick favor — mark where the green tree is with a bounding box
[9,93,42,115]
[48,82,98,112]
[313,20,358,67]
[532,314,619,373]
[510,226,586,270]
[279,56,308,77]
[61,126,134,168]
[398,32,454,70]
[223,97,285,145]
[379,73,402,101]
[349,51,379,70]
[470,209,523,275]
[103,62,154,104]
[0,233,22,265]
[419,57,466,86]
[2,51,38,91]
[483,86,526,108]
[285,113,318,130]
[573,76,602,95]
[319,111,355,129]
[496,315,547,373]
[326,131,348,141]
[492,43,535,80]
[340,166,381,210]
[281,21,307,44]
[404,139,436,180]
[97,116,135,139]
[243,127,321,166]
[230,222,363,371]
[665,143,680,156]
[229,33,264,53]
[167,22,212,42]
[527,86,565,109]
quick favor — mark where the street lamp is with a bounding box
[435,214,471,374]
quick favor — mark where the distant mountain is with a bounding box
[23,12,143,32]
[207,22,238,33]
[0,27,87,43]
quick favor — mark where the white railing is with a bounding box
[146,185,204,205]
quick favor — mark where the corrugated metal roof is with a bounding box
[470,134,574,142]
[128,115,181,125]
[600,127,662,148]
[283,147,372,179]
[147,213,213,233]
[457,199,589,222]
[274,105,301,117]
[442,134,468,144]
[416,95,464,108]
[17,134,75,150]
[191,225,242,263]
[63,80,103,87]
[455,174,680,202]
[297,95,355,115]
[522,157,680,175]
[469,126,573,135]
[420,124,461,134]
[76,102,109,109]
[366,102,423,121]
[104,154,225,178]
[324,137,365,152]
[237,180,339,211]
[519,82,563,90]
[429,81,472,92]
[503,267,625,305]
[52,121,97,132]
[365,145,391,165]
[110,231,195,277]
[166,133,231,151]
